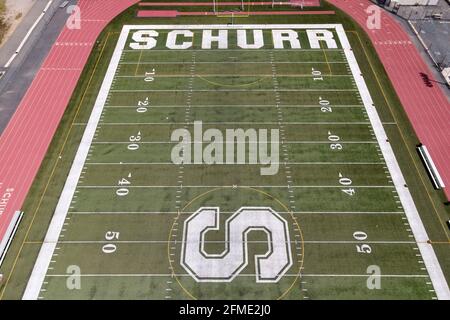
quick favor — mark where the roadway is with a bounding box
[0,0,77,134]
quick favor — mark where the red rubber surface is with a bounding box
[328,0,450,199]
[0,0,140,241]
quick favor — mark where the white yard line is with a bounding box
[120,61,347,64]
[110,89,358,92]
[83,162,385,165]
[43,273,429,278]
[22,26,130,301]
[336,25,449,300]
[75,122,394,126]
[122,49,344,52]
[46,240,417,245]
[76,185,395,189]
[90,141,377,144]
[104,104,364,108]
[68,211,404,215]
[115,74,353,78]
[81,121,371,125]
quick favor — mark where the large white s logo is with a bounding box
[130,30,158,50]
[181,207,292,283]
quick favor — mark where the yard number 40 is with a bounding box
[116,173,132,197]
[339,172,355,196]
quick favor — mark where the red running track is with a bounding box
[0,0,140,241]
[328,0,450,200]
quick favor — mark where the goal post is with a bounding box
[213,0,252,18]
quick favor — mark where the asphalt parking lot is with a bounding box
[411,19,450,68]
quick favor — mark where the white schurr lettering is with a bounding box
[129,29,340,50]
[237,29,264,49]
[130,30,158,49]
[166,30,193,49]
[272,29,301,49]
[171,121,280,176]
[181,207,292,283]
[307,29,338,49]
[202,29,228,49]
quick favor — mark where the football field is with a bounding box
[21,24,445,300]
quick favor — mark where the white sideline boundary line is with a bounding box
[22,26,130,300]
[336,25,449,300]
[24,24,450,300]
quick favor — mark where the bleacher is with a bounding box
[417,144,446,190]
[0,211,23,268]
